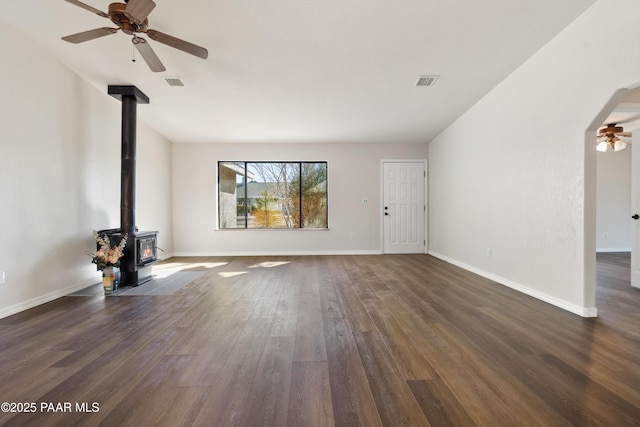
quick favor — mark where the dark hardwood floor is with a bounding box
[0,253,638,426]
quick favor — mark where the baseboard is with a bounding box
[171,250,383,257]
[595,248,631,253]
[157,252,174,261]
[0,277,98,320]
[428,251,598,318]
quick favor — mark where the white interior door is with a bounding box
[383,161,425,254]
[632,130,640,289]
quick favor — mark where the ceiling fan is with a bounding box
[597,123,632,152]
[61,0,208,72]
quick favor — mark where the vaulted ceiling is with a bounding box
[1,0,597,144]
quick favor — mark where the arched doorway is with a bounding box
[586,83,640,313]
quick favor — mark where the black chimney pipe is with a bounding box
[108,86,149,234]
[120,94,137,233]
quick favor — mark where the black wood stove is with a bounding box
[102,85,158,286]
[97,228,157,285]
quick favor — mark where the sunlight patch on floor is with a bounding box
[218,271,247,278]
[248,261,291,268]
[152,261,228,277]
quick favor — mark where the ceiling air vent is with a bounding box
[416,75,439,87]
[164,77,185,87]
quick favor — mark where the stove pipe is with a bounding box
[120,94,137,233]
[108,85,149,234]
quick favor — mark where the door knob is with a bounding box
[633,214,639,220]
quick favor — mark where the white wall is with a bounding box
[136,124,174,256]
[428,0,640,317]
[596,146,632,251]
[172,143,426,255]
[0,22,174,318]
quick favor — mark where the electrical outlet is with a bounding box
[362,198,369,204]
[349,234,354,240]
[0,271,5,285]
[604,232,608,240]
[486,248,492,257]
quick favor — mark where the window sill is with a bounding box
[215,228,330,231]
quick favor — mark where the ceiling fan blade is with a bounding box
[146,29,208,59]
[617,132,632,137]
[63,0,109,18]
[62,27,118,43]
[132,37,166,72]
[125,0,156,24]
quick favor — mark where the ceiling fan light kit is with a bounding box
[596,123,630,152]
[61,0,208,72]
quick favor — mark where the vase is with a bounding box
[102,266,120,295]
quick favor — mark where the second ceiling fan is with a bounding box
[61,0,208,72]
[597,123,631,152]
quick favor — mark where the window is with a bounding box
[218,161,328,229]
